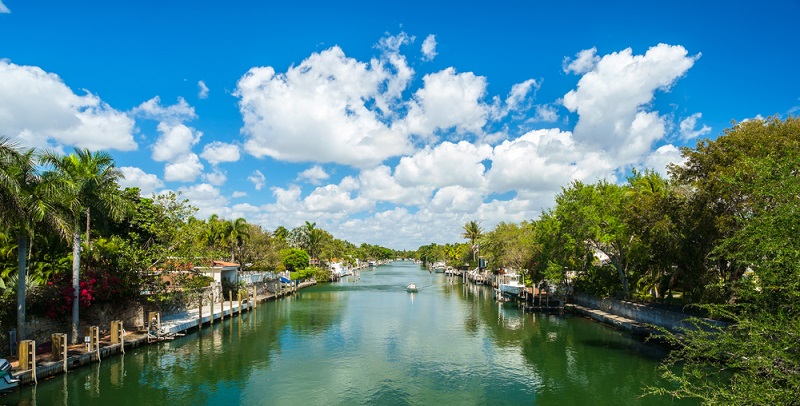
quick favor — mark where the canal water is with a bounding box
[2,260,691,405]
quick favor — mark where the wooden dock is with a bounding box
[9,280,316,387]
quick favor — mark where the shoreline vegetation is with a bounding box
[2,116,799,403]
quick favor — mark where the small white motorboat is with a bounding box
[496,271,525,300]
[406,282,418,292]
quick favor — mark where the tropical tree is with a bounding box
[280,248,309,272]
[0,138,68,340]
[303,221,323,262]
[41,148,126,344]
[238,224,280,272]
[549,180,646,298]
[461,220,483,261]
[273,226,289,242]
[649,116,800,403]
[222,217,249,262]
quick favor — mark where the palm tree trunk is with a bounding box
[71,229,81,344]
[16,232,27,341]
[85,207,91,249]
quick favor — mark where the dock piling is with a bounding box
[209,292,214,325]
[89,326,100,362]
[52,333,68,373]
[238,289,243,316]
[19,340,35,383]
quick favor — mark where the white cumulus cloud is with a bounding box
[644,144,686,177]
[563,43,699,164]
[151,123,202,162]
[132,96,196,124]
[504,79,538,114]
[164,153,204,182]
[679,112,711,140]
[421,34,437,61]
[177,183,231,219]
[236,44,413,167]
[401,67,490,140]
[200,141,240,165]
[487,128,580,193]
[394,141,492,188]
[0,60,136,151]
[532,104,558,122]
[248,170,266,190]
[297,165,330,185]
[203,169,227,186]
[118,167,164,196]
[429,186,484,214]
[358,165,433,206]
[563,47,600,74]
[304,183,371,213]
[198,80,209,99]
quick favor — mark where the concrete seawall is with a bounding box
[570,292,726,334]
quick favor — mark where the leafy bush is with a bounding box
[280,248,309,272]
[309,267,331,282]
[573,264,621,298]
[184,274,214,290]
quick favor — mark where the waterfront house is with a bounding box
[195,260,240,285]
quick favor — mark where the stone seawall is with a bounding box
[572,292,724,333]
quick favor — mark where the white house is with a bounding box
[195,260,240,285]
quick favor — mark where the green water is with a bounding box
[2,260,691,405]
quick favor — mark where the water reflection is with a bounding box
[1,261,692,405]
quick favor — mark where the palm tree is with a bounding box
[302,221,323,263]
[273,226,288,241]
[0,137,68,340]
[222,217,249,262]
[41,148,125,344]
[462,220,483,261]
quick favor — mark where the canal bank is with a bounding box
[2,261,690,405]
[567,292,727,336]
[6,280,317,389]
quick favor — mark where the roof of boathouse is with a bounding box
[211,260,239,268]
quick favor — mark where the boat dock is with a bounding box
[7,280,317,388]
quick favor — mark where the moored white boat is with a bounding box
[330,262,351,279]
[497,271,525,300]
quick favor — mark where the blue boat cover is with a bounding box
[280,277,291,283]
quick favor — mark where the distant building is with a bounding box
[195,260,240,285]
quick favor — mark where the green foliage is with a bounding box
[281,248,310,271]
[310,267,332,282]
[481,221,538,277]
[239,223,282,272]
[572,264,620,298]
[182,274,214,290]
[287,266,330,282]
[646,116,800,403]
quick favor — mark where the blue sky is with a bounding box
[1,1,799,250]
